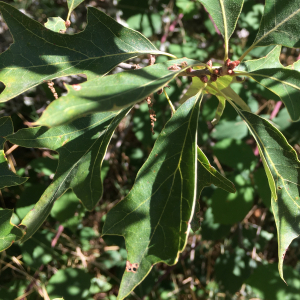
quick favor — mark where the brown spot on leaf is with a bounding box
[126,261,139,273]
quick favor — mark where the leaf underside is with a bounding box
[7,108,131,242]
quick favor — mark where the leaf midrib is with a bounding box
[220,0,228,41]
[254,7,300,47]
[122,96,200,298]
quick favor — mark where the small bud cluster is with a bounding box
[65,20,71,28]
[210,59,240,82]
[47,80,58,99]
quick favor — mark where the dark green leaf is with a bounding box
[127,13,162,38]
[176,0,200,16]
[240,0,300,60]
[15,184,45,220]
[51,190,85,232]
[197,146,236,196]
[67,0,84,13]
[215,249,251,294]
[7,108,131,242]
[213,138,255,171]
[205,76,250,125]
[246,264,300,300]
[237,46,300,121]
[44,17,66,32]
[20,230,63,268]
[36,58,203,127]
[0,117,27,189]
[254,168,271,209]
[232,108,300,281]
[211,119,248,140]
[0,2,170,102]
[103,93,202,299]
[201,207,231,240]
[47,268,92,300]
[199,0,244,52]
[0,279,37,299]
[211,173,254,224]
[0,209,23,251]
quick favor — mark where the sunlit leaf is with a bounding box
[103,93,202,300]
[239,0,300,60]
[179,76,205,105]
[205,76,250,124]
[255,1,300,49]
[44,17,66,33]
[7,108,131,242]
[36,58,203,127]
[0,209,23,251]
[233,107,300,281]
[237,46,300,121]
[0,2,171,102]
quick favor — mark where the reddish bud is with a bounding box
[65,20,71,28]
[206,60,213,68]
[234,60,240,67]
[213,69,219,75]
[200,75,208,83]
[186,67,193,73]
[211,74,218,82]
[225,59,231,67]
[228,63,235,70]
[227,69,233,74]
[157,88,163,95]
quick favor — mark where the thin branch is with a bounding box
[5,144,19,156]
[118,62,141,70]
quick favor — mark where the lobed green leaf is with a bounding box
[103,93,202,299]
[0,2,170,102]
[233,108,300,282]
[240,0,300,60]
[7,108,131,242]
[197,146,236,196]
[237,46,300,121]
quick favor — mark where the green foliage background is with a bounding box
[0,0,300,299]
